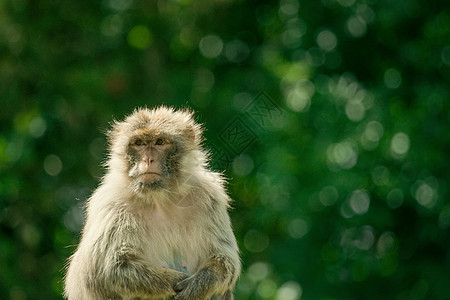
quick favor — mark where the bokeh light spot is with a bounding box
[316,30,337,52]
[286,79,314,112]
[232,154,254,176]
[276,281,302,300]
[279,0,300,16]
[345,99,365,122]
[63,204,84,233]
[346,16,366,37]
[349,189,370,215]
[247,262,271,282]
[288,218,309,239]
[356,4,376,24]
[108,0,133,11]
[225,40,250,63]
[194,68,215,94]
[20,223,42,248]
[44,154,63,176]
[101,14,124,37]
[244,229,270,253]
[390,132,410,159]
[338,0,355,7]
[413,181,436,208]
[340,226,375,251]
[199,34,223,59]
[127,25,152,49]
[319,185,338,206]
[257,279,277,298]
[29,116,47,138]
[327,141,358,170]
[439,205,450,229]
[306,47,325,66]
[386,188,404,208]
[384,68,402,89]
[371,165,390,186]
[281,19,306,49]
[377,231,398,255]
[441,46,450,66]
[365,121,383,141]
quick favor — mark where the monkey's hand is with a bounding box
[173,268,217,300]
[161,268,189,296]
[173,275,201,300]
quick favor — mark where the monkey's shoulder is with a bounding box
[192,171,232,206]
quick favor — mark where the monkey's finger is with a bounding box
[173,289,193,300]
[173,277,191,293]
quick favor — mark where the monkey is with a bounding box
[64,106,241,300]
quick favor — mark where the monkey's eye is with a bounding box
[155,138,165,145]
[134,139,144,146]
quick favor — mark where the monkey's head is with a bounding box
[107,106,203,194]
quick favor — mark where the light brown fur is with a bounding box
[64,106,241,300]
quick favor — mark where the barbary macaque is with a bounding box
[64,106,241,300]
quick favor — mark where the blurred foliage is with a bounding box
[0,0,449,299]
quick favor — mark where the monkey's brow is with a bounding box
[130,133,174,143]
[133,126,160,135]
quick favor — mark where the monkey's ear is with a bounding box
[184,125,196,142]
[107,120,121,139]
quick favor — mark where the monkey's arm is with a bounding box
[82,207,188,298]
[87,247,188,298]
[174,197,241,300]
[174,253,239,300]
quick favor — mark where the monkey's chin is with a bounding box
[134,178,166,192]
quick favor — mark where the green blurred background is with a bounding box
[1,0,449,299]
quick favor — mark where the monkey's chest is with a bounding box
[142,206,207,275]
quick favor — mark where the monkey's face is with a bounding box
[126,133,180,192]
[108,107,201,194]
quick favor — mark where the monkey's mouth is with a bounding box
[139,172,161,182]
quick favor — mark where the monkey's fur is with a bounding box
[64,106,241,300]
